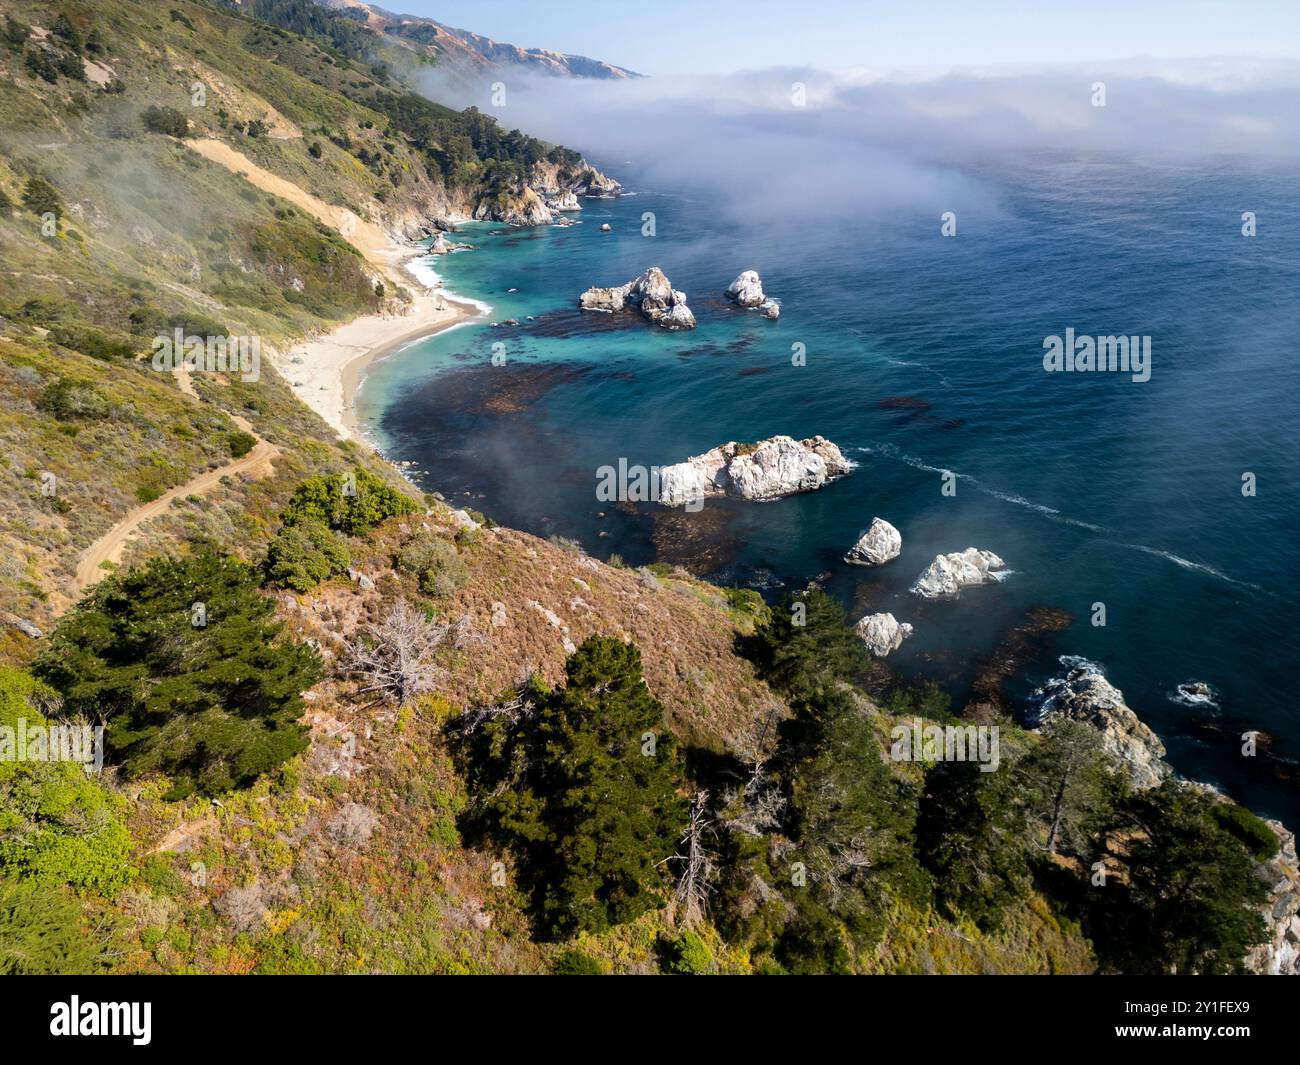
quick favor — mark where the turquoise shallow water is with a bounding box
[358,151,1300,822]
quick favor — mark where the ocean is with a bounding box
[357,150,1300,823]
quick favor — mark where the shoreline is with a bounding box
[279,245,487,444]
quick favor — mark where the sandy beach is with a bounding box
[278,259,483,443]
[185,137,485,445]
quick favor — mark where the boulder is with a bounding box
[725,269,766,308]
[659,435,851,506]
[759,299,781,320]
[910,548,1008,598]
[845,517,901,566]
[855,612,914,657]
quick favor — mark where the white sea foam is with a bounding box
[404,254,494,316]
[1169,681,1221,710]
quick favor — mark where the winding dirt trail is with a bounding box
[73,372,278,594]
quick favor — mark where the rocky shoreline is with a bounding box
[1029,656,1300,975]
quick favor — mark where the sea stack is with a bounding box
[910,548,1008,598]
[579,267,696,330]
[658,435,852,506]
[855,612,914,657]
[844,518,902,565]
[725,269,781,320]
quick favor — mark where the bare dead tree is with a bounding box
[459,686,537,735]
[347,599,453,706]
[661,790,715,929]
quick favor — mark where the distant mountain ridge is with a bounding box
[315,0,642,79]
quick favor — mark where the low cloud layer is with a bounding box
[420,58,1300,229]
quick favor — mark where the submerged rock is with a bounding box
[659,435,851,506]
[855,612,914,657]
[579,267,696,330]
[845,517,901,566]
[910,548,1007,598]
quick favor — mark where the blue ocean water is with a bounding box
[359,151,1300,822]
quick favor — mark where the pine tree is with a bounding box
[1088,784,1269,974]
[472,636,685,939]
[36,553,321,799]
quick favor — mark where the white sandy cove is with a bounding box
[278,254,484,443]
[186,137,487,445]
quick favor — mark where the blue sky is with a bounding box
[399,0,1300,75]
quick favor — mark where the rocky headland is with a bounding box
[1029,656,1300,975]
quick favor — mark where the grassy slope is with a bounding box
[0,0,1095,973]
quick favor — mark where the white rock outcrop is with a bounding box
[429,232,473,256]
[725,270,766,307]
[725,270,781,320]
[1030,658,1170,790]
[659,435,851,506]
[910,548,1008,598]
[546,191,582,212]
[845,518,901,566]
[855,612,914,657]
[579,267,696,330]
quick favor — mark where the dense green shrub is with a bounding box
[226,429,257,458]
[35,554,321,799]
[20,175,63,218]
[281,466,419,536]
[0,877,116,973]
[264,520,351,592]
[141,104,190,137]
[552,949,604,975]
[395,532,468,597]
[48,323,137,361]
[1211,802,1280,860]
[0,667,133,894]
[37,378,111,421]
[666,929,714,974]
